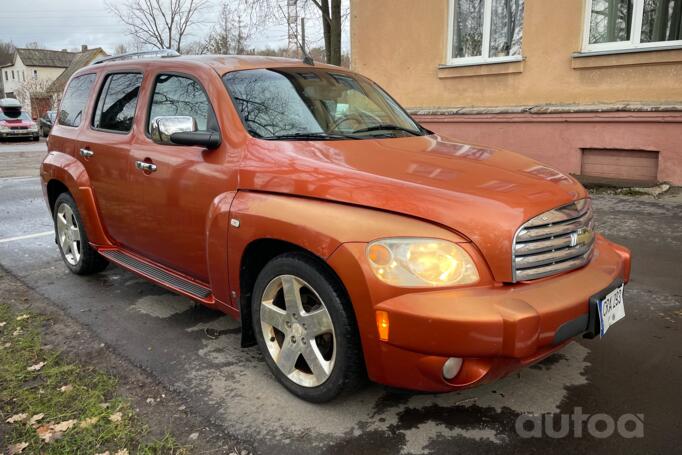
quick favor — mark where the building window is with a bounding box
[447,0,525,65]
[33,70,38,79]
[3,71,7,81]
[583,0,682,52]
[11,70,15,80]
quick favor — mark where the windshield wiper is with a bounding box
[351,124,421,136]
[263,132,360,141]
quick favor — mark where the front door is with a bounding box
[125,72,236,282]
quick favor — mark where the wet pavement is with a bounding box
[0,150,681,453]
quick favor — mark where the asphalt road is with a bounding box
[1,140,681,454]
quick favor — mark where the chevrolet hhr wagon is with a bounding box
[41,52,631,402]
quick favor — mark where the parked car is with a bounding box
[41,53,631,403]
[0,98,39,141]
[39,110,57,137]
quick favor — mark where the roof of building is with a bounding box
[13,48,78,68]
[48,48,108,94]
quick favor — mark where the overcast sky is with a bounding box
[0,0,347,53]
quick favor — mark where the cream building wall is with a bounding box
[3,54,66,96]
[350,0,682,109]
[2,54,68,112]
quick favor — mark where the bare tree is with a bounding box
[114,43,129,55]
[0,41,15,66]
[245,0,345,65]
[15,78,58,114]
[206,1,255,54]
[107,0,209,52]
[181,40,210,55]
[24,41,44,50]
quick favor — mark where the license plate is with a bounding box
[598,284,625,336]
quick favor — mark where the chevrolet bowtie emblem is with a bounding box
[571,229,593,247]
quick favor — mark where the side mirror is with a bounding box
[151,115,221,149]
[151,116,197,144]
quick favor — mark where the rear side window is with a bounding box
[148,74,217,132]
[58,73,96,127]
[92,73,143,133]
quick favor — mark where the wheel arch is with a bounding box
[41,151,111,246]
[46,179,70,213]
[236,238,352,348]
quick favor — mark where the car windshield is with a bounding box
[0,110,31,121]
[223,68,425,140]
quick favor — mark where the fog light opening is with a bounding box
[442,357,463,380]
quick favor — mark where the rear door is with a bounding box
[77,71,144,245]
[50,73,98,176]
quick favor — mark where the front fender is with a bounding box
[227,190,476,363]
[41,151,112,246]
[226,190,469,302]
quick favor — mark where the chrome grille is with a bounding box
[512,199,595,281]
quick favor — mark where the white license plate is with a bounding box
[598,285,625,336]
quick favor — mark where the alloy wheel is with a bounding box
[260,275,336,388]
[56,203,82,266]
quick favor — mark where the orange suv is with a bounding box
[41,51,631,402]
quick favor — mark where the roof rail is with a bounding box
[92,49,180,65]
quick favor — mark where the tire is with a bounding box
[252,252,365,402]
[53,192,108,275]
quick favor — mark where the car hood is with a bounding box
[0,119,34,127]
[238,134,588,281]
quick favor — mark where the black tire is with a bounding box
[53,192,108,275]
[251,252,365,402]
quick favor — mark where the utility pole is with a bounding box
[287,0,299,58]
[301,17,306,55]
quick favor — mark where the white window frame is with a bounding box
[582,0,682,52]
[446,0,524,66]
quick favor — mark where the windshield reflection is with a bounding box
[223,68,424,140]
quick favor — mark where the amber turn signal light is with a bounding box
[376,310,389,341]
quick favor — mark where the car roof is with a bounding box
[72,54,345,79]
[0,98,22,109]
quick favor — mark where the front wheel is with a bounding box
[252,253,365,402]
[53,193,108,275]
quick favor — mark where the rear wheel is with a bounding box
[252,253,364,402]
[53,193,108,275]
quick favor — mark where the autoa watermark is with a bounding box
[515,408,644,439]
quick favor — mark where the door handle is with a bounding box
[135,161,157,172]
[80,148,94,158]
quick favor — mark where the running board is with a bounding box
[99,249,212,300]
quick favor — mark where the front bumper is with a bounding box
[0,130,39,139]
[327,235,631,392]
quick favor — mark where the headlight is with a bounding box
[366,238,479,287]
[0,125,9,132]
[28,124,38,132]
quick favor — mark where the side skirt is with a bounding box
[98,248,215,305]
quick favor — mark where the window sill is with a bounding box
[438,57,524,78]
[572,45,682,69]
